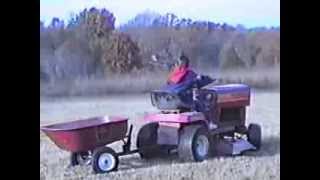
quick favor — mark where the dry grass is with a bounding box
[208,67,280,89]
[40,67,279,97]
[40,72,166,97]
[40,92,280,180]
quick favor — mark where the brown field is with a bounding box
[40,91,280,180]
[40,67,280,97]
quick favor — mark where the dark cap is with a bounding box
[179,54,189,67]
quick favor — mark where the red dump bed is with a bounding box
[41,116,128,152]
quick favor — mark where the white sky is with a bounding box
[40,0,280,28]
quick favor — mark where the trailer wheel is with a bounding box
[92,147,118,174]
[70,151,91,166]
[137,122,165,159]
[178,125,210,162]
[247,123,262,150]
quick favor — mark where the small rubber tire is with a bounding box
[178,125,210,162]
[247,123,262,150]
[70,152,91,166]
[92,147,119,174]
[137,123,166,159]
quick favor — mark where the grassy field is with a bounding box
[40,67,279,97]
[40,91,280,180]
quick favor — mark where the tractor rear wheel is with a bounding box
[178,125,210,162]
[247,123,262,150]
[137,123,167,159]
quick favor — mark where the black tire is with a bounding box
[137,122,168,159]
[70,152,91,166]
[92,147,119,174]
[178,125,210,162]
[247,123,262,150]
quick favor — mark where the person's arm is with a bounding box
[167,70,173,84]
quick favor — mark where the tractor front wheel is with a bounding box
[247,123,262,150]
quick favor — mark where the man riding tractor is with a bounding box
[167,54,197,85]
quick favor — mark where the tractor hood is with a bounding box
[203,84,250,107]
[204,83,250,94]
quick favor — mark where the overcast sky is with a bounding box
[40,0,280,28]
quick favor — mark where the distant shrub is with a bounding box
[100,32,142,74]
[40,7,280,86]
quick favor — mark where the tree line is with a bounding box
[40,7,280,83]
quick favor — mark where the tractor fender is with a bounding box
[157,120,208,146]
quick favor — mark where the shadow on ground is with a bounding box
[243,136,280,157]
[119,154,180,171]
[117,135,280,171]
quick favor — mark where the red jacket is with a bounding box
[167,65,190,84]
